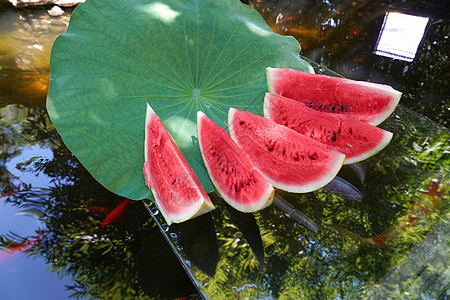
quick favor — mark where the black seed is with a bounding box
[331,106,335,111]
[268,147,274,151]
[341,106,344,111]
[239,121,245,125]
[318,105,322,109]
[332,134,337,141]
[349,129,353,134]
[234,185,238,193]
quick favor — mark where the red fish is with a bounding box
[370,236,387,244]
[101,198,131,228]
[3,235,40,254]
[421,180,445,198]
[0,183,26,199]
[86,207,110,213]
[0,235,40,265]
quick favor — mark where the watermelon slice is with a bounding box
[264,93,393,164]
[228,108,345,193]
[197,111,274,212]
[266,67,402,125]
[143,104,215,225]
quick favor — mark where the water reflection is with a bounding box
[0,0,449,299]
[0,3,70,106]
[251,0,449,127]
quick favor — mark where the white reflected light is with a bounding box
[374,12,429,62]
[245,21,271,37]
[141,2,180,24]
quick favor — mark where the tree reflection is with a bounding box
[1,106,197,299]
[1,102,449,299]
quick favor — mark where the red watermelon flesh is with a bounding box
[228,108,345,193]
[197,111,274,212]
[266,67,402,125]
[143,104,215,225]
[264,93,393,164]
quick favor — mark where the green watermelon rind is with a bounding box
[343,131,393,164]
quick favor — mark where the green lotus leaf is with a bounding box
[46,0,313,200]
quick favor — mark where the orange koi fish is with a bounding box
[0,234,41,265]
[3,235,40,254]
[86,207,110,213]
[421,179,445,198]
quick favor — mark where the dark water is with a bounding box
[0,0,449,299]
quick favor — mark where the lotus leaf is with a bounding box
[47,0,313,200]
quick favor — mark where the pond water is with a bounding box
[0,0,449,299]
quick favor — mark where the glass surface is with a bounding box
[0,0,449,299]
[144,74,449,299]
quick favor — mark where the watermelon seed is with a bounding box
[318,105,322,109]
[332,134,337,141]
[268,147,274,151]
[282,148,286,155]
[331,107,336,111]
[349,129,353,134]
[239,121,245,125]
[309,153,318,160]
[234,185,238,193]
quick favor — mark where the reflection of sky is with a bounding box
[0,145,75,299]
[374,12,429,62]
